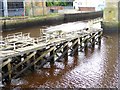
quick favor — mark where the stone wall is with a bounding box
[1,11,103,31]
[64,11,103,22]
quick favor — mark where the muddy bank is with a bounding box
[2,11,103,31]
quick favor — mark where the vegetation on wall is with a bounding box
[46,0,72,6]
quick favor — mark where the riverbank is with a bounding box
[1,13,63,31]
[1,11,103,31]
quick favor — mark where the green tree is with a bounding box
[46,0,73,6]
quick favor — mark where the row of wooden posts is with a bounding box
[1,30,102,84]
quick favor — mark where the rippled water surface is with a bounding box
[2,21,118,89]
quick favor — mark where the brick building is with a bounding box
[0,0,47,17]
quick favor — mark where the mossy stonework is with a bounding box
[102,0,119,34]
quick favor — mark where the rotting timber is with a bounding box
[0,20,103,84]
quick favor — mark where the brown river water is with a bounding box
[1,21,118,89]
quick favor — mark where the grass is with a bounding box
[0,13,61,20]
[0,13,63,27]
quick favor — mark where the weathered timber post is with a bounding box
[50,46,54,65]
[80,37,82,51]
[2,59,12,83]
[2,63,7,83]
[98,31,102,45]
[92,33,95,48]
[84,36,88,51]
[35,50,42,66]
[72,38,78,55]
[21,54,27,69]
[15,56,22,72]
[21,54,25,69]
[30,51,36,71]
[7,59,12,82]
[63,42,68,60]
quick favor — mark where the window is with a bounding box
[8,2,23,9]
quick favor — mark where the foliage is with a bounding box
[46,0,72,6]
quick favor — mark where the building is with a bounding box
[73,0,105,12]
[0,0,47,17]
[25,0,47,16]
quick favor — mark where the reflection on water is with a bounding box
[2,23,118,89]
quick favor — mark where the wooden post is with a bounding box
[16,56,22,72]
[75,38,78,54]
[21,54,25,70]
[1,59,12,82]
[80,37,82,51]
[7,58,12,81]
[63,42,68,60]
[72,38,78,55]
[35,50,42,66]
[92,33,95,48]
[84,36,88,51]
[98,31,102,45]
[2,62,8,83]
[50,46,54,65]
[21,54,27,69]
[30,51,36,71]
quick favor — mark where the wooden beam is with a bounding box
[7,58,12,81]
[0,59,11,70]
[12,46,55,78]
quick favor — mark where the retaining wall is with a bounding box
[2,11,103,31]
